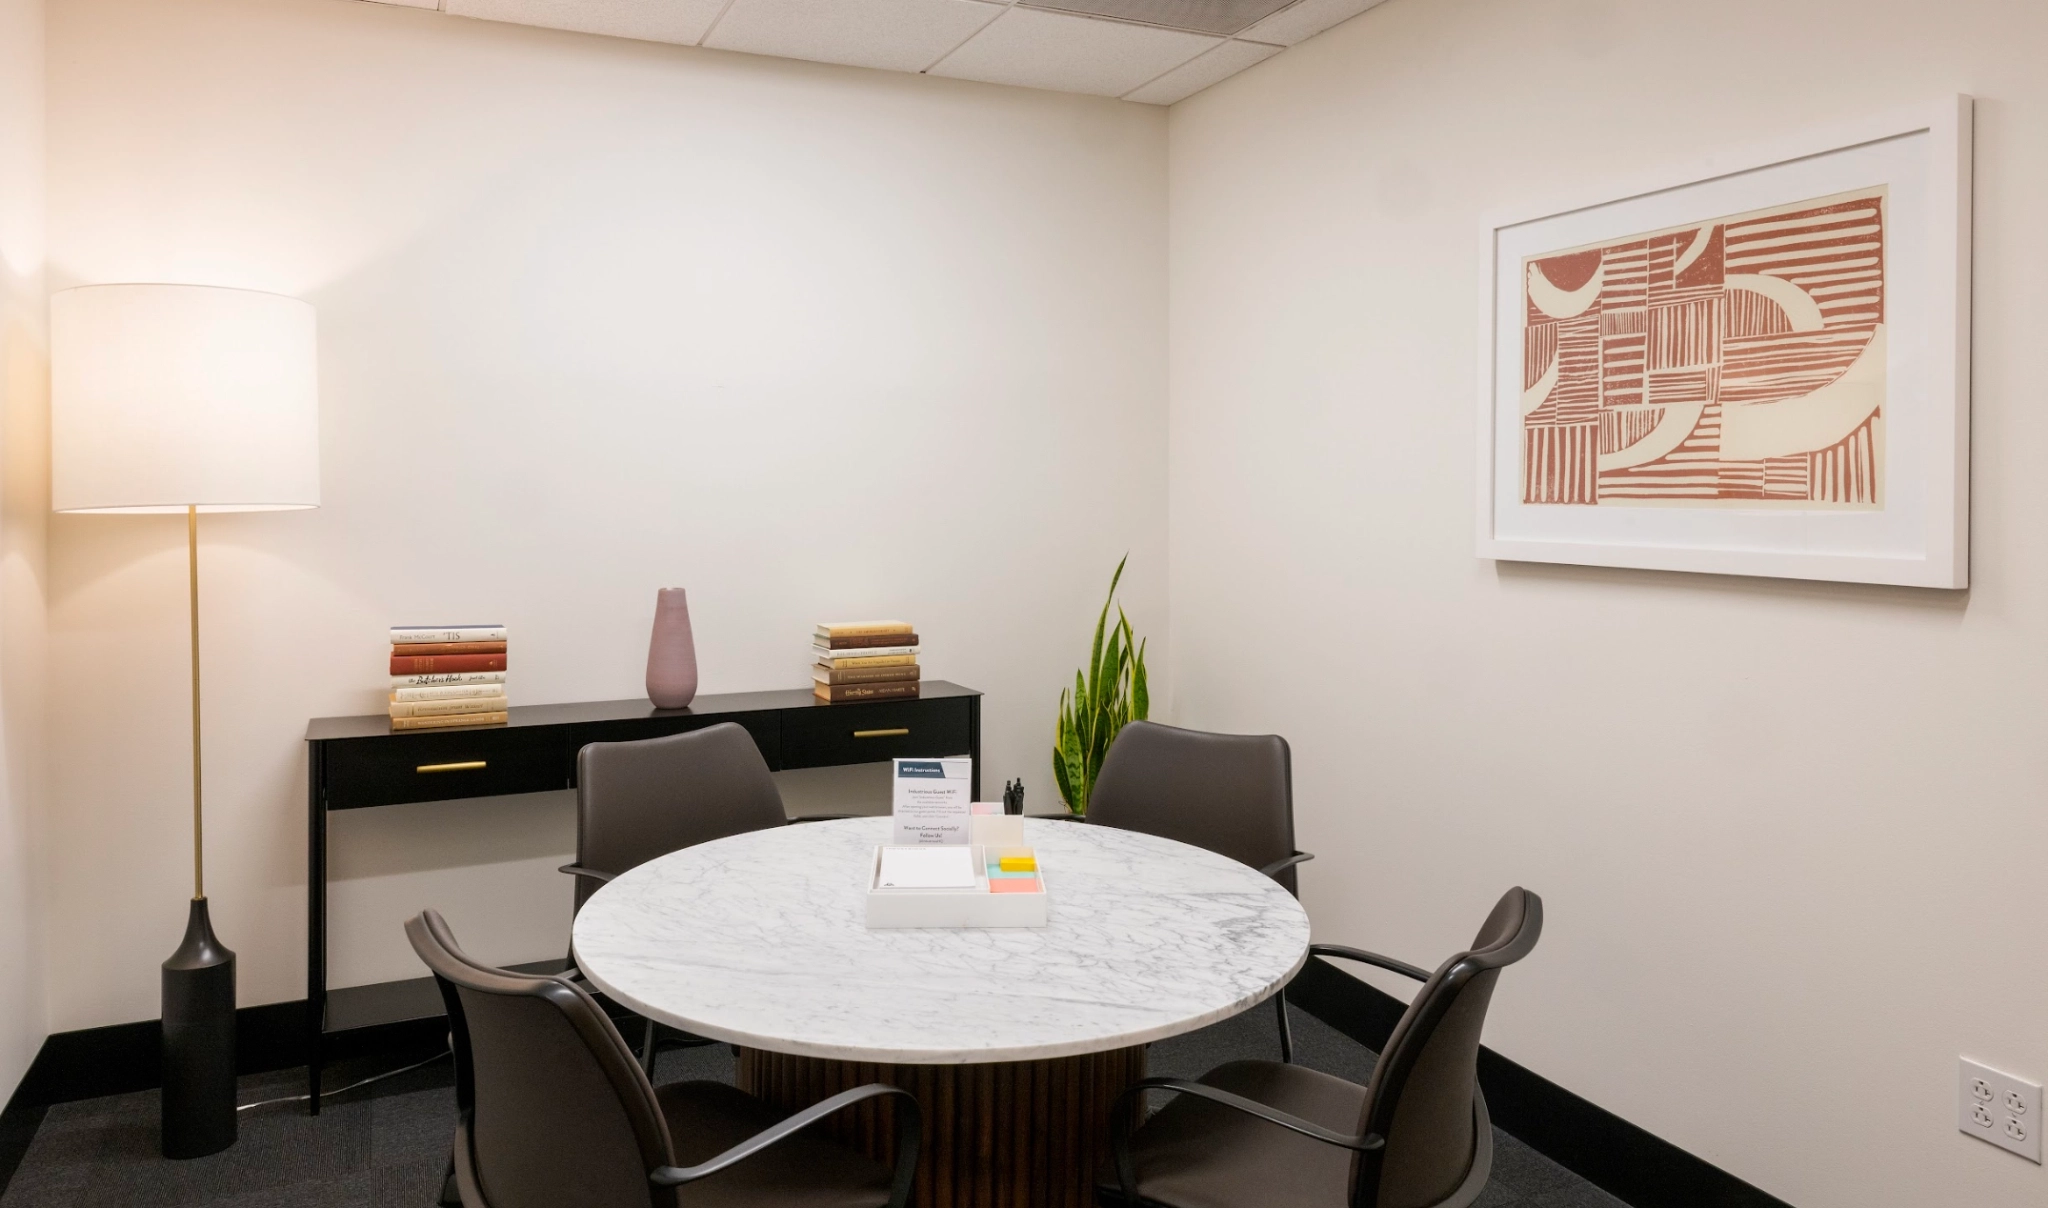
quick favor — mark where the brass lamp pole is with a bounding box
[189,506,204,899]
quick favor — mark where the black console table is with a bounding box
[303,681,982,1109]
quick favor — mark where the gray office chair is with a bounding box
[407,909,920,1208]
[561,722,790,911]
[560,722,793,1069]
[1101,887,1542,1208]
[1088,720,1314,1057]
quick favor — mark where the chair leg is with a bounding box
[1274,989,1294,1064]
[438,1152,461,1206]
[640,1017,658,1074]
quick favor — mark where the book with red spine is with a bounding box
[390,652,508,675]
[390,641,507,656]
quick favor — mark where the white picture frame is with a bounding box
[1476,96,1971,588]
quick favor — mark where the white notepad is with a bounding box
[876,845,978,890]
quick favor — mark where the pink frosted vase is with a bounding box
[645,588,699,709]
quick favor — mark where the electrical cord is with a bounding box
[236,1044,451,1113]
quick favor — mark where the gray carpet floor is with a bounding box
[0,1004,1628,1207]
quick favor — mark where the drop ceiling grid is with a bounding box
[928,7,1226,97]
[364,0,1388,103]
[704,0,1007,75]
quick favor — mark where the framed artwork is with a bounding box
[1476,97,1971,587]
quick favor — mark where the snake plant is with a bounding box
[1053,556,1149,816]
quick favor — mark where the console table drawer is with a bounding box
[780,697,972,770]
[321,729,578,810]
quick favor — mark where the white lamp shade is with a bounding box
[51,284,320,513]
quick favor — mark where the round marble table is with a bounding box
[572,816,1309,1208]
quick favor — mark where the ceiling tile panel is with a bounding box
[930,7,1219,98]
[1021,0,1289,37]
[707,0,1004,73]
[1234,0,1384,46]
[1122,37,1278,103]
[443,0,728,46]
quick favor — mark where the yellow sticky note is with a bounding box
[998,853,1037,872]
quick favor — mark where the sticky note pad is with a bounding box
[998,855,1037,872]
[988,876,1040,894]
[987,866,1035,879]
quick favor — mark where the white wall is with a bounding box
[43,0,1167,1027]
[1166,1,2047,1205]
[0,0,47,1103]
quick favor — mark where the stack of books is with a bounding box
[813,621,920,702]
[388,625,509,730]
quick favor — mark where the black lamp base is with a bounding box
[162,897,236,1159]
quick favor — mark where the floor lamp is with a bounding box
[50,284,320,1159]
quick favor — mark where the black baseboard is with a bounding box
[8,961,1792,1208]
[7,1000,305,1112]
[1286,957,1793,1208]
[3,999,444,1114]
[0,1098,42,1199]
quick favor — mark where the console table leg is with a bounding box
[737,1046,1143,1208]
[306,747,325,1114]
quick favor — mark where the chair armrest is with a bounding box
[649,1083,922,1208]
[558,864,615,885]
[1258,851,1315,879]
[1111,1077,1382,1204]
[1310,943,1432,983]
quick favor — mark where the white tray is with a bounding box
[864,845,1048,928]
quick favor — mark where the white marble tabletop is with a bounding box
[571,816,1310,1064]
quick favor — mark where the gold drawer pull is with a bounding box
[417,760,487,774]
[853,728,909,739]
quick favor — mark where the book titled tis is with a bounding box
[391,652,508,675]
[392,625,507,644]
[814,681,920,703]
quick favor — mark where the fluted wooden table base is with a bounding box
[737,1046,1145,1208]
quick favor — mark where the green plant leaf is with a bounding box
[1099,624,1124,716]
[1054,555,1145,816]
[1131,637,1149,721]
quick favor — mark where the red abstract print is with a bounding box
[1521,187,1886,508]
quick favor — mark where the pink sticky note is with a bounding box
[988,877,1040,894]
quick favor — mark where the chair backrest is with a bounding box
[417,909,478,1119]
[1352,888,1542,1208]
[1087,721,1300,891]
[406,910,677,1208]
[574,721,786,909]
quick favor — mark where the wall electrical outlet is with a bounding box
[1960,1058,2042,1163]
